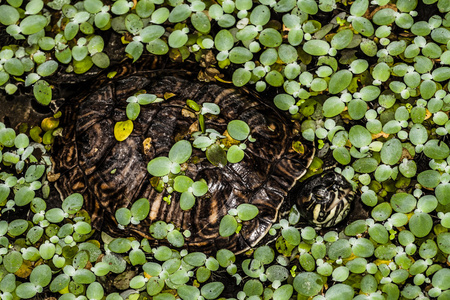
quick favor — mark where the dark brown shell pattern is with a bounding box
[53,74,315,254]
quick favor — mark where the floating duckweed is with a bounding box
[1,1,450,299]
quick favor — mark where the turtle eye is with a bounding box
[311,186,330,203]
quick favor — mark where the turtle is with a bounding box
[52,71,355,254]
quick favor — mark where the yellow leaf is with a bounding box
[59,285,70,294]
[41,117,59,131]
[292,141,305,154]
[114,120,134,142]
[30,126,42,143]
[143,137,152,156]
[164,92,176,100]
[14,260,32,278]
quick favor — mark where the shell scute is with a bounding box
[76,84,115,134]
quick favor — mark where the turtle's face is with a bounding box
[293,171,355,228]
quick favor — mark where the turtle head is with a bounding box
[291,171,355,228]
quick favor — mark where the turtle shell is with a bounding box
[53,74,315,254]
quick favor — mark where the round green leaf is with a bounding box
[0,5,19,25]
[180,191,196,210]
[237,203,259,221]
[147,157,172,177]
[293,272,323,297]
[331,29,353,50]
[227,120,250,141]
[219,214,237,237]
[227,145,245,163]
[329,70,353,94]
[201,282,224,300]
[62,193,84,214]
[323,97,345,117]
[215,29,234,51]
[15,283,36,299]
[409,212,433,238]
[259,28,282,47]
[169,140,192,164]
[3,251,23,273]
[168,30,188,48]
[33,80,52,106]
[303,40,330,56]
[20,15,47,35]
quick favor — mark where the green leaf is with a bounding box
[323,97,345,117]
[191,11,211,33]
[147,157,172,177]
[20,15,47,35]
[167,230,185,247]
[0,5,19,25]
[109,238,132,253]
[215,29,234,51]
[8,219,28,236]
[349,125,372,148]
[174,176,194,193]
[15,283,37,299]
[329,70,353,94]
[237,203,259,221]
[168,30,188,48]
[227,120,250,141]
[373,8,397,25]
[192,181,208,196]
[4,58,24,76]
[73,269,96,284]
[250,5,270,25]
[232,68,251,87]
[125,41,143,63]
[380,138,402,165]
[178,285,200,300]
[298,0,318,14]
[227,145,245,163]
[149,221,168,239]
[331,29,353,50]
[352,17,374,37]
[437,184,450,205]
[33,80,52,105]
[303,40,330,56]
[15,186,35,206]
[293,272,323,297]
[325,284,354,300]
[219,214,237,237]
[417,170,441,188]
[390,193,416,213]
[147,277,165,295]
[206,144,227,167]
[180,191,196,210]
[184,252,207,267]
[169,140,192,164]
[115,207,131,226]
[131,198,150,221]
[409,212,433,237]
[86,282,104,300]
[259,28,282,47]
[3,251,23,273]
[333,147,351,165]
[229,47,253,64]
[201,282,224,300]
[30,264,52,287]
[168,4,191,22]
[73,56,94,74]
[423,139,450,159]
[62,193,84,214]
